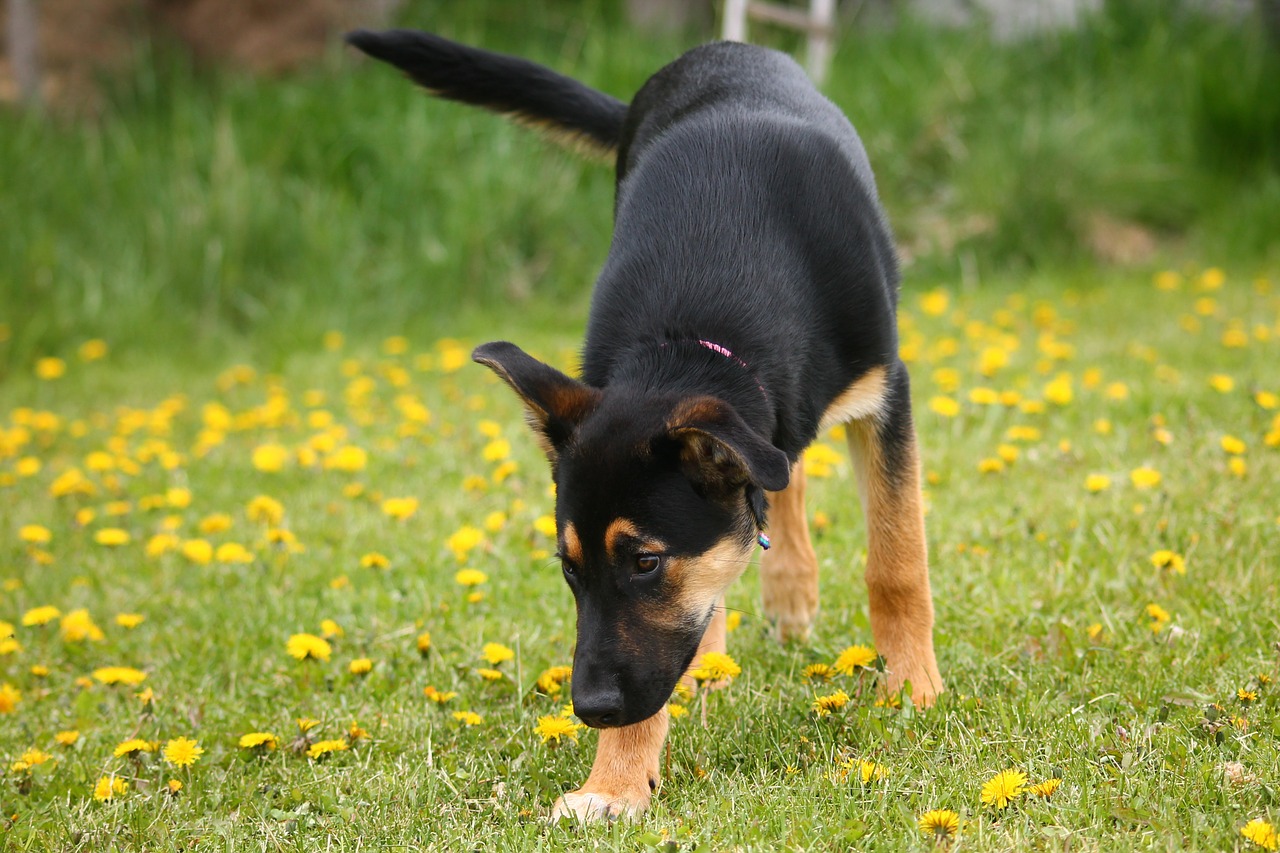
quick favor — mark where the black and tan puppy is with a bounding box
[347,29,944,820]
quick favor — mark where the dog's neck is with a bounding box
[603,338,775,434]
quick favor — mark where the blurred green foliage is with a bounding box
[1,0,1277,369]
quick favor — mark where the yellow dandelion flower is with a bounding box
[481,642,515,665]
[162,737,203,767]
[918,808,960,840]
[116,613,145,629]
[532,515,557,538]
[79,339,109,361]
[1209,373,1235,393]
[0,683,21,713]
[239,732,278,750]
[180,539,213,564]
[19,524,52,544]
[93,666,147,685]
[476,668,504,682]
[22,605,61,627]
[61,609,105,643]
[929,396,960,417]
[381,497,419,521]
[536,665,573,695]
[320,619,344,639]
[1242,819,1278,851]
[1150,550,1186,574]
[802,663,835,683]
[1043,373,1073,406]
[35,357,67,381]
[452,711,483,727]
[482,439,511,462]
[1130,467,1162,489]
[416,631,432,656]
[286,633,332,662]
[167,779,184,796]
[113,738,154,758]
[251,443,290,473]
[446,526,484,561]
[454,568,488,586]
[360,551,390,569]
[833,644,877,675]
[691,651,741,684]
[94,528,131,547]
[214,542,253,564]
[93,775,128,801]
[1029,777,1062,798]
[306,739,349,760]
[55,730,80,746]
[349,658,373,675]
[1221,435,1247,455]
[668,703,689,719]
[324,445,368,473]
[423,686,457,705]
[856,759,887,782]
[534,714,584,744]
[813,690,850,717]
[246,495,285,525]
[296,717,321,733]
[1085,473,1111,493]
[980,768,1027,808]
[920,289,950,316]
[978,457,1005,474]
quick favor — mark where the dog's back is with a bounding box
[347,32,900,454]
[593,43,899,453]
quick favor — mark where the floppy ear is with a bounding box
[473,341,600,459]
[666,396,790,494]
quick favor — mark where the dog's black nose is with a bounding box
[573,688,625,728]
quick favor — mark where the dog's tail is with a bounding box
[345,29,628,159]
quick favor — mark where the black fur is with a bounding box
[346,30,628,154]
[352,33,911,728]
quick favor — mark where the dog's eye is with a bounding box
[635,554,662,575]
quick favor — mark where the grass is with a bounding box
[2,267,1278,850]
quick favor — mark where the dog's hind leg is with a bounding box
[845,361,944,706]
[760,461,820,641]
[550,708,668,821]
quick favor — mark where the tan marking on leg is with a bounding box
[760,461,820,641]
[846,419,944,706]
[550,706,669,822]
[818,365,889,432]
[561,522,582,567]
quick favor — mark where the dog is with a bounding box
[346,28,944,821]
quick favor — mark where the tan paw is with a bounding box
[550,788,650,822]
[882,663,944,708]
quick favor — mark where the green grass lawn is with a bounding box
[2,266,1278,850]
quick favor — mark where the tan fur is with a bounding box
[760,461,820,641]
[845,418,943,705]
[550,707,669,821]
[603,518,670,563]
[668,539,754,620]
[561,522,583,567]
[818,365,889,431]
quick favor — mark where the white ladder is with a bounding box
[721,0,837,83]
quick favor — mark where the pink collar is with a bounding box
[687,339,769,402]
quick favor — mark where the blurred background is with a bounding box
[2,0,1278,368]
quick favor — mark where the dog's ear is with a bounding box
[666,396,790,494]
[473,341,600,459]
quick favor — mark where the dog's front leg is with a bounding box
[551,707,668,821]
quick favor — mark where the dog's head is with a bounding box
[474,341,789,727]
